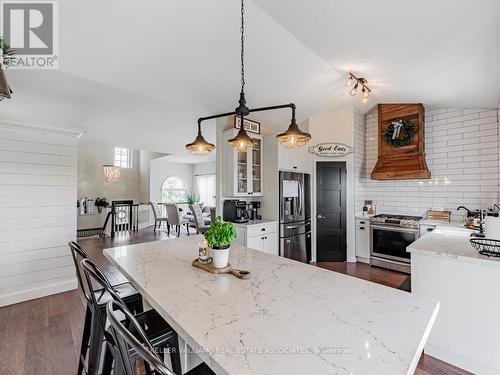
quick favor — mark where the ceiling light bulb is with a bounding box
[362,97,368,104]
[238,141,248,152]
[349,84,358,96]
[346,76,354,87]
[362,88,370,99]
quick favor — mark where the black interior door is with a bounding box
[316,162,347,262]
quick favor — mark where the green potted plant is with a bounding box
[204,216,237,268]
[186,192,199,205]
[94,197,109,213]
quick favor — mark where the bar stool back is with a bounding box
[106,300,215,375]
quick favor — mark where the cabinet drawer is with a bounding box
[356,218,369,226]
[247,222,277,237]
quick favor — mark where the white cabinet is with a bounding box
[223,129,263,197]
[234,221,278,256]
[355,218,370,263]
[277,141,312,173]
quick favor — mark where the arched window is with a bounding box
[161,176,187,203]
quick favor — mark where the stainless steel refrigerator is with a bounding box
[279,171,311,263]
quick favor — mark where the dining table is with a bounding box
[104,235,439,375]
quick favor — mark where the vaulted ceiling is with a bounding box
[2,0,499,155]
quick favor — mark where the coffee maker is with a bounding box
[223,200,249,223]
[247,201,262,220]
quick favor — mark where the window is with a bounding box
[196,174,216,207]
[113,147,132,168]
[161,176,187,203]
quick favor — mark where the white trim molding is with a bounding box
[0,118,84,138]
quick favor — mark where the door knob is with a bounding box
[317,215,325,219]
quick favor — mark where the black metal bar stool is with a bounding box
[69,241,143,375]
[106,300,215,375]
[82,259,183,375]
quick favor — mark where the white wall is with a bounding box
[0,122,80,307]
[149,158,194,202]
[139,150,166,203]
[358,107,500,220]
[77,144,141,229]
[308,108,357,263]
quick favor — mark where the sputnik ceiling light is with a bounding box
[346,72,371,103]
[185,0,311,154]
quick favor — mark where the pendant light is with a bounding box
[185,122,216,155]
[276,106,311,148]
[0,44,13,101]
[186,0,311,155]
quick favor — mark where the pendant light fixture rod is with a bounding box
[196,103,296,128]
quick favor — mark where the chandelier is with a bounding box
[186,0,311,154]
[103,165,121,183]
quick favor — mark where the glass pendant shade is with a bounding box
[103,165,121,183]
[276,119,311,148]
[185,131,215,155]
[227,127,257,152]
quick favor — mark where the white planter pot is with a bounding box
[211,246,230,268]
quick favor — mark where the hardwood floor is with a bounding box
[0,228,472,375]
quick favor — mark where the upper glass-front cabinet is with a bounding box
[223,129,263,197]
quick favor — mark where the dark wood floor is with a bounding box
[0,228,472,375]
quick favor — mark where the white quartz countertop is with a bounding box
[233,219,278,227]
[104,236,438,375]
[419,220,466,228]
[408,227,500,267]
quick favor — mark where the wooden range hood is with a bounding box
[371,103,431,180]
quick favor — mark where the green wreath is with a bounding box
[384,119,416,147]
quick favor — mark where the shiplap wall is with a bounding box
[356,107,500,220]
[0,123,79,306]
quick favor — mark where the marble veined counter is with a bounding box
[105,235,438,375]
[408,227,500,267]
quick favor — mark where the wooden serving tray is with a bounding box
[192,259,251,279]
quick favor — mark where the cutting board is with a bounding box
[192,259,251,279]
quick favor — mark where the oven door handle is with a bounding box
[370,225,418,234]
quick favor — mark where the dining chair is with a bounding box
[189,204,210,234]
[68,241,143,375]
[106,300,215,375]
[81,259,182,375]
[209,207,216,225]
[165,203,190,237]
[150,201,169,232]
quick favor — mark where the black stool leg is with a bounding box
[87,312,104,375]
[169,333,182,375]
[78,304,92,375]
[101,345,114,375]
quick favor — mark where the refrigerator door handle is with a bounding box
[298,177,303,217]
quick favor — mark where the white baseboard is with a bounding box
[356,256,370,264]
[426,338,500,375]
[0,278,77,307]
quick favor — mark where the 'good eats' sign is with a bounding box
[308,143,354,157]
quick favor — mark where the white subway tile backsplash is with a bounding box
[355,107,499,216]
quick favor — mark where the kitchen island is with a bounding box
[408,227,500,375]
[105,235,438,375]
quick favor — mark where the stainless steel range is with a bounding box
[370,214,423,274]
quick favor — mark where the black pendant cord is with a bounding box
[240,0,245,95]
